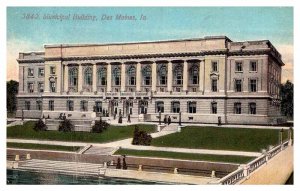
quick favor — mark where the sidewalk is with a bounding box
[7,138,261,157]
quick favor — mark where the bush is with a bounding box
[132,126,152,146]
[91,120,110,133]
[58,119,74,132]
[33,119,47,131]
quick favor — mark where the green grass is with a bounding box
[7,121,156,143]
[151,126,289,152]
[114,148,255,164]
[7,142,81,152]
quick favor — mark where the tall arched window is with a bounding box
[127,65,136,86]
[69,67,78,88]
[84,67,93,86]
[113,66,121,86]
[97,67,107,86]
[142,65,152,86]
[189,64,199,85]
[174,64,183,85]
[158,65,167,85]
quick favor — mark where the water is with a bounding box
[7,169,172,185]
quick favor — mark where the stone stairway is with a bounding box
[83,146,117,155]
[18,159,105,176]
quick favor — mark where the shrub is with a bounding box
[33,119,47,131]
[91,120,110,133]
[58,119,74,132]
[132,126,152,146]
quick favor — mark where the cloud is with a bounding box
[7,38,43,81]
[276,44,293,83]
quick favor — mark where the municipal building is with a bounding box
[16,36,284,126]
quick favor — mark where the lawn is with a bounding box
[114,148,255,164]
[151,126,289,152]
[7,121,156,143]
[7,142,81,152]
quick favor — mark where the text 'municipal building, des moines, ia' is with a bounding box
[16,36,284,127]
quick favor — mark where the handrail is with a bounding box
[217,140,290,185]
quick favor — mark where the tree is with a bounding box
[280,80,293,119]
[33,119,47,131]
[7,80,19,113]
[58,119,74,132]
[91,120,109,133]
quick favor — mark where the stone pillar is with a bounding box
[183,60,188,91]
[152,62,157,92]
[167,61,173,92]
[15,155,20,161]
[211,170,216,178]
[64,65,68,92]
[136,62,141,91]
[199,60,205,93]
[92,63,97,92]
[174,168,178,174]
[26,154,31,160]
[121,63,126,92]
[138,164,143,171]
[107,63,112,92]
[78,64,83,92]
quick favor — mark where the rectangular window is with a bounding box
[211,102,217,114]
[144,76,151,86]
[160,76,167,85]
[49,100,54,111]
[249,79,257,92]
[250,61,257,72]
[67,100,74,111]
[115,77,120,86]
[129,76,136,86]
[188,102,197,113]
[211,79,218,92]
[156,101,164,113]
[50,66,56,75]
[25,101,30,110]
[235,61,243,72]
[175,87,181,92]
[235,80,242,92]
[27,83,34,93]
[50,82,56,92]
[38,68,44,77]
[101,77,106,86]
[192,87,197,92]
[172,102,180,113]
[176,76,183,85]
[38,83,44,93]
[211,61,218,72]
[28,68,34,77]
[80,100,88,111]
[249,102,256,114]
[95,101,102,113]
[234,102,241,114]
[36,101,42,111]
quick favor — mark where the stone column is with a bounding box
[199,60,205,93]
[78,64,83,92]
[107,63,112,92]
[183,60,188,91]
[121,63,126,92]
[64,65,68,92]
[152,62,157,92]
[136,62,141,91]
[167,61,173,92]
[92,63,97,92]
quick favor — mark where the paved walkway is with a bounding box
[7,138,261,157]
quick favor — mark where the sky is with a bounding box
[7,7,293,82]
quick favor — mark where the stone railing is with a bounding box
[217,140,290,185]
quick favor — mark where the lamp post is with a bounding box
[159,111,161,125]
[179,111,182,126]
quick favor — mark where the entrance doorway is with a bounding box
[139,100,148,114]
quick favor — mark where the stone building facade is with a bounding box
[16,36,284,125]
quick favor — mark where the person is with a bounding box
[127,114,131,123]
[168,116,171,125]
[218,116,221,126]
[63,113,66,120]
[116,158,121,169]
[164,115,167,124]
